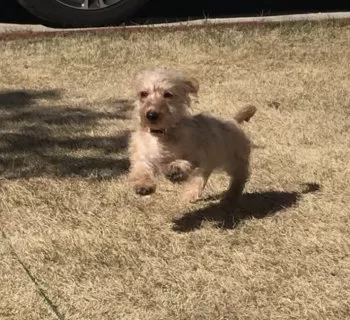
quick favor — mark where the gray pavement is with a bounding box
[1,11,350,34]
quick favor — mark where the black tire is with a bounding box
[17,0,149,28]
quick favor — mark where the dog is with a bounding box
[128,68,256,207]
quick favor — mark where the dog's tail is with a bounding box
[234,105,257,124]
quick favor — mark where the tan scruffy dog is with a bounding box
[128,68,256,206]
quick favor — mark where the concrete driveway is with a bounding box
[1,11,350,35]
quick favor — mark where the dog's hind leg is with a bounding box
[222,163,249,227]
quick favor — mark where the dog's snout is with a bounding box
[146,111,160,121]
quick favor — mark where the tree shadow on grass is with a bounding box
[0,89,132,180]
[173,183,320,232]
[0,90,61,109]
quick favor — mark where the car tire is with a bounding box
[17,0,149,28]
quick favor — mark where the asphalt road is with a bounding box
[1,0,349,26]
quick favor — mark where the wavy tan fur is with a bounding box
[128,68,256,205]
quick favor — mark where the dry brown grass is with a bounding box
[0,22,350,320]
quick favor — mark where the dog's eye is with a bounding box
[140,91,149,98]
[163,91,173,98]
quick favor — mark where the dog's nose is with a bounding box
[146,111,159,121]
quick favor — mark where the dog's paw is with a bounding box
[165,165,189,183]
[133,183,156,196]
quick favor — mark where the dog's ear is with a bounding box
[184,77,199,94]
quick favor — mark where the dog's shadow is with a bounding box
[172,183,320,232]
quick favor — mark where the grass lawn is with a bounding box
[0,22,349,320]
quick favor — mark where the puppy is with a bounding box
[128,68,256,206]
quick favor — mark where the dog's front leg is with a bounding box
[182,168,212,203]
[165,159,193,183]
[129,161,157,196]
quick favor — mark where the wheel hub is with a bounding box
[57,0,123,10]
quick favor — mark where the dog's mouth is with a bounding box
[148,128,166,135]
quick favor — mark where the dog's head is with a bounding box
[133,68,199,134]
